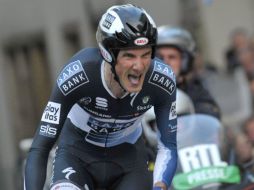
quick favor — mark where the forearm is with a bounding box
[153,142,178,188]
[24,148,50,190]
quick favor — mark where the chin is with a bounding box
[125,86,142,93]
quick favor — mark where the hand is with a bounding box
[153,182,167,190]
[153,187,163,190]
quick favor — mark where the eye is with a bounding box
[122,52,135,59]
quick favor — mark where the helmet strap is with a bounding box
[180,52,194,75]
[110,65,127,92]
[109,49,127,92]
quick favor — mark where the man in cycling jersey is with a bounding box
[25,4,177,190]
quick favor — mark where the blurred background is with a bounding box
[1,0,254,189]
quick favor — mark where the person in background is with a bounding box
[237,45,254,80]
[156,25,221,119]
[243,115,254,146]
[232,120,254,184]
[225,28,250,73]
[236,41,254,107]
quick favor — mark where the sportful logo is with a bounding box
[41,101,61,124]
[102,13,116,29]
[57,60,89,96]
[149,61,176,95]
[95,97,108,110]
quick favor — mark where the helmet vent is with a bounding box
[115,31,129,44]
[126,22,139,35]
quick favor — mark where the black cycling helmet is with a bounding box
[157,25,196,75]
[96,4,157,65]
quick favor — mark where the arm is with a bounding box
[24,80,77,190]
[153,88,178,190]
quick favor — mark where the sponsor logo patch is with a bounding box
[102,13,116,29]
[149,61,176,94]
[142,96,150,104]
[134,37,149,46]
[137,104,152,111]
[87,117,135,132]
[168,124,177,133]
[99,43,112,63]
[95,97,108,111]
[41,101,61,124]
[169,101,177,120]
[79,97,92,105]
[51,181,81,190]
[57,60,89,95]
[39,124,57,138]
[62,167,76,180]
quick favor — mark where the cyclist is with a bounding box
[156,25,221,119]
[24,4,177,190]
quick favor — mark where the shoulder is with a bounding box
[71,47,102,64]
[56,48,102,96]
[146,58,176,96]
[151,58,175,78]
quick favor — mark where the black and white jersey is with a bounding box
[25,48,177,189]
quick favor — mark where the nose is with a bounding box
[132,58,145,71]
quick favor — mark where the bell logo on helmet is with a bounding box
[99,43,112,62]
[134,37,149,46]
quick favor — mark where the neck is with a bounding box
[104,62,126,98]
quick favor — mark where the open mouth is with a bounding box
[128,74,141,85]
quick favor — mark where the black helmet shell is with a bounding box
[96,4,157,65]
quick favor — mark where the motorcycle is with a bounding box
[172,113,254,190]
[142,89,254,190]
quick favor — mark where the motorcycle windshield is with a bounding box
[172,114,241,190]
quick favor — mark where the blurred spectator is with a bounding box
[225,115,254,185]
[156,25,221,119]
[239,115,254,182]
[237,45,254,79]
[242,115,254,145]
[236,43,254,107]
[248,76,254,106]
[233,132,254,184]
[234,133,253,164]
[225,28,250,72]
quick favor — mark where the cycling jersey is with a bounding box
[51,119,153,190]
[24,48,177,190]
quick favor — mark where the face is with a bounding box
[245,119,254,143]
[232,33,248,49]
[235,134,252,163]
[156,46,182,76]
[115,47,152,93]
